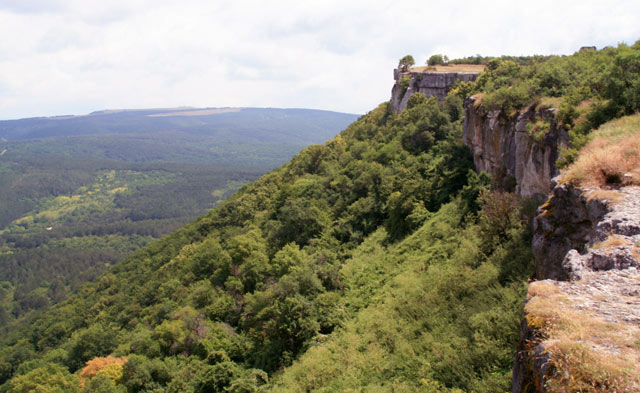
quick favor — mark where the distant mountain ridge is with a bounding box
[0,107,359,142]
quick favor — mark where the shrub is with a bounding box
[525,120,551,143]
[398,55,415,71]
[427,54,447,66]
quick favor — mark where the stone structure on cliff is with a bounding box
[463,97,569,199]
[390,68,479,113]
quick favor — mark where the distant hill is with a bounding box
[0,106,358,332]
[0,107,359,143]
[0,108,359,168]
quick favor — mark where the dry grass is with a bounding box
[471,93,484,108]
[527,280,561,299]
[591,235,630,250]
[525,283,640,392]
[537,96,563,110]
[585,189,625,204]
[545,340,639,393]
[562,113,640,188]
[409,64,486,74]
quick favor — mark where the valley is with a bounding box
[0,41,639,393]
[0,108,357,331]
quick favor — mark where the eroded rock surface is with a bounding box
[390,69,479,112]
[463,99,568,199]
[514,186,640,393]
[532,182,609,280]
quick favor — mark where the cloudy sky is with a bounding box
[1,0,639,120]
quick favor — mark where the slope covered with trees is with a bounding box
[1,42,639,392]
[0,108,356,330]
[0,92,536,392]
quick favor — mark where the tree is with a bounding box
[427,54,448,66]
[398,55,415,71]
[6,363,80,393]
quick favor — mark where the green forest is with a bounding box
[0,42,638,392]
[0,159,259,328]
[0,108,356,330]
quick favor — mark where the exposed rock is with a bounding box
[390,66,567,200]
[512,316,554,393]
[463,98,569,199]
[532,182,608,280]
[390,69,479,113]
[514,185,640,392]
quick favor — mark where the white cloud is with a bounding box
[0,0,639,119]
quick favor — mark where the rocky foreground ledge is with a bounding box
[514,184,640,392]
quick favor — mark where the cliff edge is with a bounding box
[463,98,568,199]
[391,67,480,112]
[512,113,640,392]
[513,184,640,392]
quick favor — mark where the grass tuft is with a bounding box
[591,235,630,250]
[562,113,640,188]
[525,282,640,392]
[585,189,625,204]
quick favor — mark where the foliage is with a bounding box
[78,356,127,387]
[0,90,534,392]
[461,42,640,162]
[0,163,258,329]
[4,363,79,393]
[398,55,415,71]
[271,195,534,392]
[427,54,448,66]
[0,109,356,330]
[398,75,412,93]
[525,120,551,143]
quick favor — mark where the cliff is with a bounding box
[393,69,567,199]
[463,98,569,199]
[513,184,640,392]
[391,68,479,112]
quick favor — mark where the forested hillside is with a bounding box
[0,92,535,392]
[0,108,356,330]
[1,42,638,393]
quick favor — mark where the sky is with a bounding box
[1,0,639,120]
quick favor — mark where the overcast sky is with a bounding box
[1,0,639,120]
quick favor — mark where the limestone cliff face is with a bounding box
[530,182,608,280]
[513,185,640,393]
[391,69,478,113]
[463,98,569,199]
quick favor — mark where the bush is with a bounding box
[398,55,415,71]
[427,54,447,66]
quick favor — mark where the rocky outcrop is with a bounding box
[390,67,566,200]
[391,69,479,113]
[463,98,569,199]
[512,314,554,393]
[513,185,640,393]
[531,182,608,280]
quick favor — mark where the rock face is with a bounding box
[390,69,479,113]
[463,98,569,199]
[513,185,640,393]
[531,182,609,280]
[391,68,567,200]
